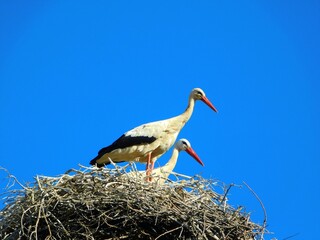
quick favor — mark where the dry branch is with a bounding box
[0,164,267,240]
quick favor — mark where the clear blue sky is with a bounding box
[1,1,319,239]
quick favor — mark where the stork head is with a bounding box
[191,88,218,112]
[175,138,204,166]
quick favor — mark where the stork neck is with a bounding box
[178,96,196,126]
[162,148,179,174]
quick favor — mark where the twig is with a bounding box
[220,183,234,206]
[243,181,267,239]
[283,233,300,240]
[155,226,183,240]
[0,166,27,190]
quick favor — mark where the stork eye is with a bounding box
[194,90,203,98]
[180,141,188,149]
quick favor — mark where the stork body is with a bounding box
[127,139,204,184]
[90,88,217,173]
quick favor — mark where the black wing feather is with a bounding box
[98,134,156,155]
[90,134,156,166]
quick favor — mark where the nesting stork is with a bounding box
[90,88,217,175]
[127,138,204,184]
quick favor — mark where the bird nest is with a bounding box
[0,164,268,240]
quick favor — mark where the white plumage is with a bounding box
[90,88,217,175]
[126,138,204,184]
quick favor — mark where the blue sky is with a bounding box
[1,1,319,239]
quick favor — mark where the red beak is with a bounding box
[201,96,218,113]
[185,147,204,166]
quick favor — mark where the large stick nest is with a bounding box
[0,164,267,240]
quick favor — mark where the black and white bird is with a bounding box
[127,138,204,184]
[90,88,217,176]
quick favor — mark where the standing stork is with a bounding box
[90,88,217,176]
[127,138,204,184]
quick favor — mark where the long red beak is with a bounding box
[185,147,204,166]
[201,96,218,113]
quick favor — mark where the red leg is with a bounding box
[146,152,152,181]
[146,152,151,171]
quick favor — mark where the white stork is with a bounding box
[127,138,204,184]
[90,88,217,175]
